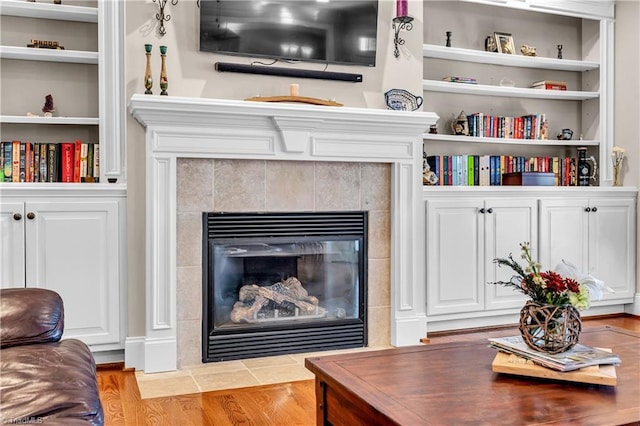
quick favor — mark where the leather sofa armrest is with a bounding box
[0,288,64,348]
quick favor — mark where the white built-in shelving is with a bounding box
[422,79,598,100]
[422,133,599,146]
[0,115,99,125]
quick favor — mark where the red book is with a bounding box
[25,142,33,182]
[60,142,75,182]
[74,140,82,182]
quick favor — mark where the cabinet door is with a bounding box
[539,198,590,276]
[24,200,121,346]
[426,198,484,315]
[0,202,26,288]
[484,198,536,310]
[588,198,636,300]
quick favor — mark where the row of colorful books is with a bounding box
[425,154,579,186]
[466,113,547,140]
[1,140,99,183]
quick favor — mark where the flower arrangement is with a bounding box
[491,242,609,310]
[611,146,625,186]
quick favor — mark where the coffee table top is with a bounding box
[305,326,640,425]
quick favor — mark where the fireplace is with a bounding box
[202,211,367,362]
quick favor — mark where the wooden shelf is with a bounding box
[423,80,599,100]
[0,46,98,64]
[423,44,599,72]
[422,133,599,146]
[0,0,97,22]
[1,115,99,125]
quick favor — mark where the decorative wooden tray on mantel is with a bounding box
[245,95,343,107]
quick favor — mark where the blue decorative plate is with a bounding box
[384,89,423,111]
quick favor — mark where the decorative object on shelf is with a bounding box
[42,94,55,117]
[611,146,625,187]
[446,31,452,47]
[540,120,549,140]
[429,124,438,134]
[485,35,497,52]
[384,89,423,111]
[557,44,563,59]
[54,0,61,4]
[159,45,168,96]
[290,83,299,97]
[153,0,178,37]
[520,44,537,56]
[557,128,573,140]
[27,40,64,50]
[144,44,153,95]
[491,242,608,354]
[423,152,438,185]
[577,146,598,186]
[494,32,515,54]
[499,77,515,87]
[450,110,469,135]
[443,76,477,84]
[392,16,413,58]
[245,96,343,107]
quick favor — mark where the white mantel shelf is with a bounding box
[128,94,438,373]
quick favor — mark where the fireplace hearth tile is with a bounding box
[250,364,315,385]
[135,371,199,399]
[214,159,266,211]
[241,354,298,369]
[177,159,214,213]
[193,370,261,392]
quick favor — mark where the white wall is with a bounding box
[124,0,425,336]
[614,0,640,305]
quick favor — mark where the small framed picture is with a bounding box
[494,32,515,54]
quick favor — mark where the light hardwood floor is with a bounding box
[97,314,640,425]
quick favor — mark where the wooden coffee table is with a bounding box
[305,326,640,425]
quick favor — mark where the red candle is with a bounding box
[396,0,408,17]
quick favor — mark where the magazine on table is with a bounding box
[488,336,621,372]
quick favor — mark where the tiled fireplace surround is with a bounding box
[128,95,438,373]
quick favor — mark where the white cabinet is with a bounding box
[425,194,536,316]
[539,196,636,302]
[0,191,126,350]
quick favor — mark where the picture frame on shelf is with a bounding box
[494,32,515,54]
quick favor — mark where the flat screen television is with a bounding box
[200,0,379,67]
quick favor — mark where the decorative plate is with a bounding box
[384,89,423,111]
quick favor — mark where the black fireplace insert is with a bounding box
[202,211,368,362]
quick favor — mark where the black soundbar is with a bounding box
[214,62,363,83]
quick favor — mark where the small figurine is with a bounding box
[557,44,563,59]
[520,44,537,56]
[485,36,497,52]
[540,120,549,140]
[42,94,55,117]
[450,111,469,136]
[446,31,452,47]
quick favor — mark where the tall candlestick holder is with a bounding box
[159,45,168,95]
[392,16,414,58]
[144,44,153,95]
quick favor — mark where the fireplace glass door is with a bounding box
[202,212,367,362]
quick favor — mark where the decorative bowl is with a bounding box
[384,89,423,111]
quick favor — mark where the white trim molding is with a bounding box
[129,95,438,373]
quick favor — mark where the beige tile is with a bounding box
[367,306,391,347]
[136,375,200,399]
[361,163,391,211]
[176,212,202,268]
[241,354,298,369]
[177,159,214,213]
[368,258,391,308]
[177,266,201,321]
[189,360,248,376]
[250,363,315,385]
[177,319,201,369]
[194,370,261,392]
[135,369,192,382]
[368,210,391,259]
[214,159,266,211]
[266,161,315,211]
[314,162,361,211]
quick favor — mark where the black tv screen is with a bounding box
[200,0,379,67]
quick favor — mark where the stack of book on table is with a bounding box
[489,335,621,386]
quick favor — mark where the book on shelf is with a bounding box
[465,113,546,140]
[60,142,75,182]
[488,335,621,372]
[2,142,12,182]
[530,80,567,90]
[443,76,477,84]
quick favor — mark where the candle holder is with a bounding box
[392,16,414,58]
[153,0,178,36]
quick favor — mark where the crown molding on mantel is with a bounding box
[128,95,438,373]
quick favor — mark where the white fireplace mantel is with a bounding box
[128,94,438,373]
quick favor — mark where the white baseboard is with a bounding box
[124,336,145,370]
[624,293,640,315]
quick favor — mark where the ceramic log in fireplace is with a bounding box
[202,211,368,362]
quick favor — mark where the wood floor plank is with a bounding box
[97,314,639,425]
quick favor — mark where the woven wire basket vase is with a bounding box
[519,300,582,354]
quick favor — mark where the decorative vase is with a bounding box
[613,164,622,186]
[159,45,168,96]
[518,300,581,354]
[144,44,153,95]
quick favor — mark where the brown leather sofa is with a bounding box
[0,288,103,425]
